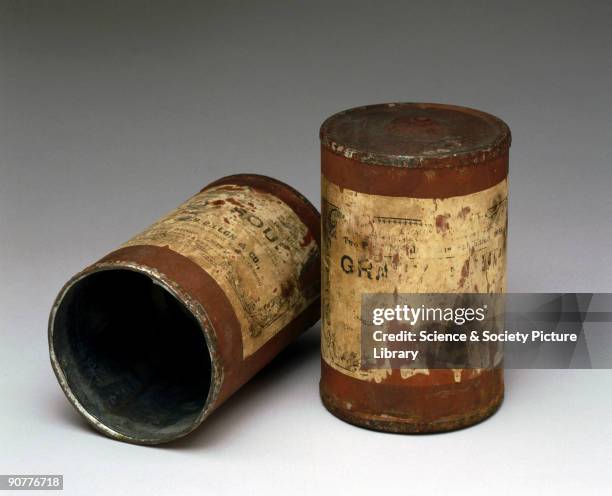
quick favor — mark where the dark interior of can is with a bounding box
[51,269,212,442]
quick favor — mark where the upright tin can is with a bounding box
[319,103,511,432]
[49,174,320,444]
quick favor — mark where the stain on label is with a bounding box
[321,176,507,381]
[123,184,319,358]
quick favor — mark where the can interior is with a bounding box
[51,269,212,443]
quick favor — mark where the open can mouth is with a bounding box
[48,262,222,445]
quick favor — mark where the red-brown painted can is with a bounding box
[49,174,320,444]
[319,103,511,432]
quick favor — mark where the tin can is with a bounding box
[319,103,511,432]
[49,174,321,444]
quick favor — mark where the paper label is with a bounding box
[123,183,319,358]
[321,177,507,380]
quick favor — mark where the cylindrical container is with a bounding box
[320,103,511,432]
[49,174,321,444]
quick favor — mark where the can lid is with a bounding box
[320,103,511,168]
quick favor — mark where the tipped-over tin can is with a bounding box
[49,174,320,444]
[320,103,511,432]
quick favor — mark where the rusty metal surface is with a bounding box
[321,364,504,433]
[320,103,510,433]
[320,102,511,168]
[49,174,321,445]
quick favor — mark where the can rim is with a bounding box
[48,261,223,446]
[320,102,511,169]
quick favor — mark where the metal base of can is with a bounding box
[320,390,503,433]
[319,363,504,434]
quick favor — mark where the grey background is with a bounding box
[1,1,611,494]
